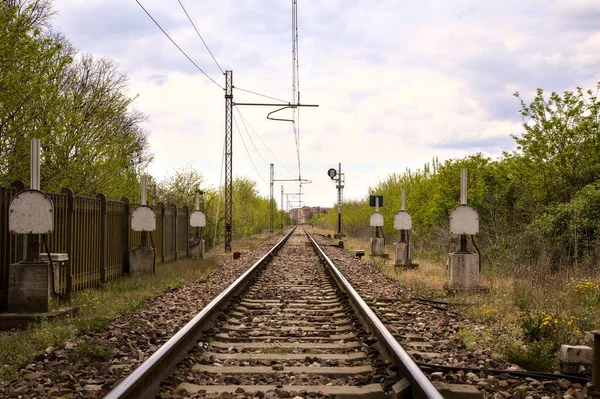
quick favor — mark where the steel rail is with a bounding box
[305,228,443,399]
[104,227,297,399]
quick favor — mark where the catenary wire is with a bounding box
[134,0,223,89]
[234,87,288,103]
[177,0,224,74]
[236,108,269,165]
[292,0,302,186]
[236,108,297,178]
[233,112,269,185]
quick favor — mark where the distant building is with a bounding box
[289,206,331,224]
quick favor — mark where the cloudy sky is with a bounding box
[54,0,600,210]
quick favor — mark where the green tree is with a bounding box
[0,2,68,181]
[513,86,600,206]
[155,164,204,209]
[0,2,151,200]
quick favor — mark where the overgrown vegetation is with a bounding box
[0,0,151,200]
[0,257,218,383]
[315,84,600,371]
[153,165,291,249]
[315,84,600,274]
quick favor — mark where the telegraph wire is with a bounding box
[236,109,297,178]
[134,0,223,89]
[176,0,224,74]
[234,87,288,103]
[233,112,269,185]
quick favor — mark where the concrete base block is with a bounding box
[559,344,593,373]
[0,307,79,331]
[130,246,155,275]
[448,252,483,289]
[370,237,385,256]
[393,242,413,267]
[391,378,411,398]
[433,382,482,398]
[8,262,52,313]
[189,240,205,259]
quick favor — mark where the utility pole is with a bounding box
[223,74,317,252]
[224,70,233,252]
[280,185,284,229]
[270,163,274,233]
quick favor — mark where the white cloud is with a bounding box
[53,0,600,210]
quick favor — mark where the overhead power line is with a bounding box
[233,112,268,185]
[236,109,297,178]
[176,0,224,74]
[292,0,302,183]
[134,0,223,89]
[236,108,269,165]
[234,87,288,103]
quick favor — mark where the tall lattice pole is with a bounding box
[270,163,274,233]
[224,70,233,252]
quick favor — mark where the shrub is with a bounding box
[503,339,558,372]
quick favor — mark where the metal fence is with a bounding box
[0,183,190,312]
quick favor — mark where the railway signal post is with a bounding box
[190,191,207,259]
[327,163,345,239]
[447,168,487,292]
[393,189,414,267]
[130,175,156,275]
[369,195,386,258]
[3,139,76,329]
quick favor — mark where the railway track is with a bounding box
[104,227,442,398]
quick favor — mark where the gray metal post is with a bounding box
[195,191,201,240]
[459,168,468,252]
[460,168,467,205]
[141,175,148,248]
[280,185,284,229]
[27,139,41,262]
[400,189,407,242]
[31,139,40,190]
[141,175,147,206]
[401,189,406,211]
[224,70,233,252]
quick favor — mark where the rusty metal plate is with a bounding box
[8,189,54,234]
[449,204,479,235]
[393,210,412,230]
[131,205,156,231]
[190,210,206,228]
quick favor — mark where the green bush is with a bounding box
[503,339,558,372]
